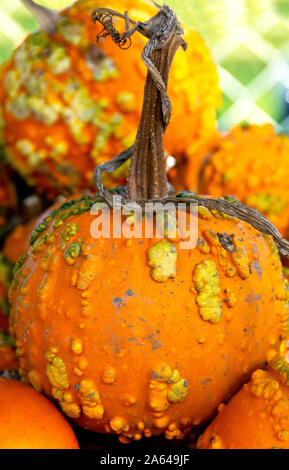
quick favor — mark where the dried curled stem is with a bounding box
[92,4,186,200]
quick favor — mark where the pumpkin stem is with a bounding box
[127,6,187,200]
[91,5,187,200]
[20,0,59,33]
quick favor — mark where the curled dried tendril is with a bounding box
[91,9,133,49]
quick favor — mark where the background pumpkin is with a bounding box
[0,0,221,199]
[198,124,289,238]
[197,349,289,449]
[0,377,79,449]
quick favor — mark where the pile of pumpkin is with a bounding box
[1,0,289,450]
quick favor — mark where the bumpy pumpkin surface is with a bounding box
[199,124,289,237]
[0,377,79,449]
[197,349,289,449]
[0,0,220,198]
[8,194,289,443]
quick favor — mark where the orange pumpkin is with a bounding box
[9,193,289,442]
[197,347,289,449]
[0,0,220,199]
[0,377,79,449]
[8,4,288,444]
[198,124,289,237]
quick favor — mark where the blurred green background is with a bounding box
[1,0,289,132]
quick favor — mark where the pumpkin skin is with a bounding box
[198,124,289,237]
[0,0,220,199]
[0,378,79,449]
[197,358,289,449]
[9,194,289,443]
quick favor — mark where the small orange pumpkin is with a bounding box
[9,5,289,444]
[0,378,79,449]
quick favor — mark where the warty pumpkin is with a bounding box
[198,124,289,238]
[0,377,79,449]
[197,343,289,449]
[0,0,220,199]
[8,4,289,444]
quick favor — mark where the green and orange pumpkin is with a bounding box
[0,0,220,199]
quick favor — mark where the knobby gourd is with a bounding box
[199,124,289,238]
[0,0,220,199]
[8,4,289,444]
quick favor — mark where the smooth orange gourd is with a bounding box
[197,349,289,449]
[0,0,220,199]
[199,124,289,237]
[0,378,79,449]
